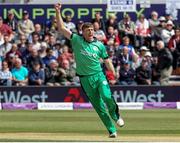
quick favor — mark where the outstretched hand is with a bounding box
[54,3,62,11]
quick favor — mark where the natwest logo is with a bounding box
[113,90,165,102]
[0,91,48,103]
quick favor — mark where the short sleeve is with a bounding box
[70,33,82,50]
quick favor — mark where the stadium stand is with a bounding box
[0,0,179,86]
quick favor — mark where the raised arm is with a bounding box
[54,3,72,40]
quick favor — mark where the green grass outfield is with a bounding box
[0,109,180,142]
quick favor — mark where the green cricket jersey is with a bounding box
[70,33,108,76]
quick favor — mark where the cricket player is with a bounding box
[54,3,124,138]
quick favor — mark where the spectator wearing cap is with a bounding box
[136,58,152,85]
[28,62,45,85]
[135,14,150,47]
[17,10,35,39]
[156,40,173,85]
[92,12,106,33]
[118,14,136,44]
[0,35,12,60]
[118,61,136,85]
[154,16,167,40]
[93,21,106,43]
[0,17,13,40]
[11,58,28,86]
[136,46,149,67]
[0,60,12,86]
[168,27,180,73]
[161,20,175,45]
[4,10,18,32]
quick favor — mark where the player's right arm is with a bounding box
[54,3,72,40]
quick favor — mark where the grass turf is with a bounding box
[0,109,180,141]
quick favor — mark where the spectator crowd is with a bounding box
[0,9,179,86]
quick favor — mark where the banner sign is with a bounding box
[0,86,180,103]
[0,4,179,24]
[2,103,37,110]
[38,102,73,110]
[117,102,144,110]
[144,102,177,109]
[107,0,136,12]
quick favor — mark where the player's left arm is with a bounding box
[104,58,116,77]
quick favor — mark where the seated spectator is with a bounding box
[38,42,48,58]
[135,14,150,47]
[64,14,77,33]
[154,16,166,40]
[26,48,44,70]
[105,13,118,32]
[118,14,136,44]
[0,61,12,86]
[161,20,175,45]
[0,35,12,60]
[168,27,180,74]
[93,21,106,42]
[4,10,18,32]
[119,36,135,55]
[11,58,28,86]
[21,42,33,65]
[117,46,137,69]
[105,26,120,45]
[151,57,161,85]
[33,23,44,41]
[31,32,41,50]
[92,12,106,32]
[108,49,118,69]
[118,61,136,85]
[6,43,21,61]
[0,17,13,40]
[45,59,61,86]
[149,11,160,29]
[76,20,84,35]
[29,62,45,85]
[136,58,152,85]
[18,10,35,39]
[18,34,28,54]
[156,40,173,85]
[43,48,56,67]
[136,46,149,67]
[144,51,153,69]
[59,59,78,86]
[57,45,73,64]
